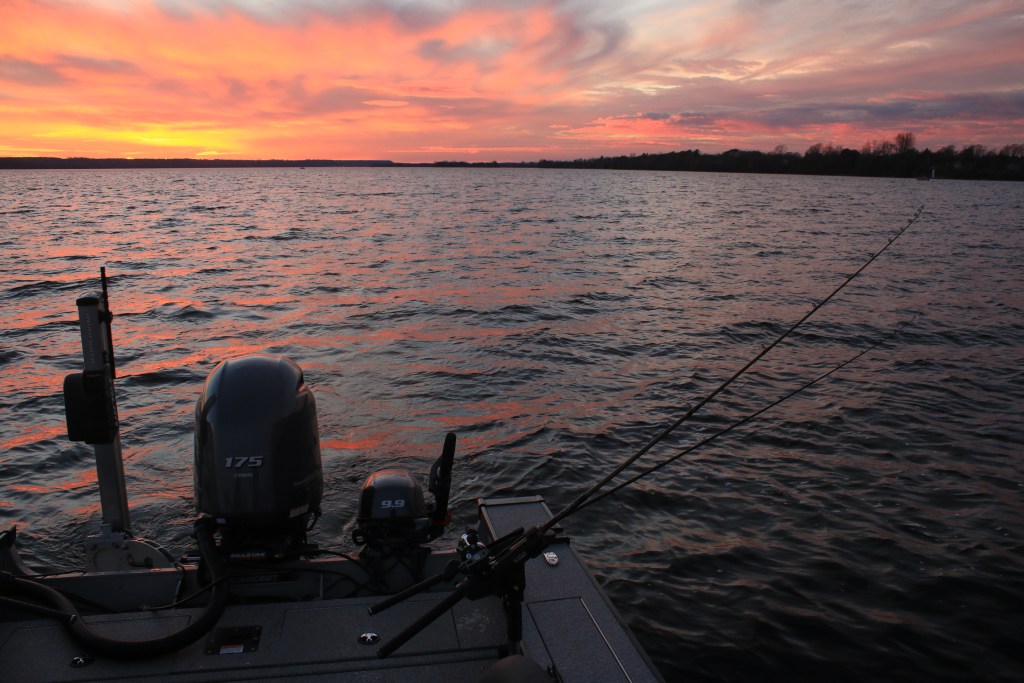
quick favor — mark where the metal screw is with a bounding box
[70,654,94,668]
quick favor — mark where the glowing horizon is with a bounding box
[1,0,1021,162]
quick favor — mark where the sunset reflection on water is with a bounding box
[2,168,1023,682]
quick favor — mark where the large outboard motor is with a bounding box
[194,355,323,555]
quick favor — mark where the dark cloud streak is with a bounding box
[0,56,68,86]
[619,89,1024,135]
[55,55,140,74]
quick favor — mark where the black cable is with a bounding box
[1,518,228,658]
[225,563,376,599]
[142,575,227,611]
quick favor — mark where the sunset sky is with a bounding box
[1,0,1022,162]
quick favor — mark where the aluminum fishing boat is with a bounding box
[0,277,663,682]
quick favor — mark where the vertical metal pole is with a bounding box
[76,293,131,535]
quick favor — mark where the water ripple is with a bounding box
[1,169,1022,681]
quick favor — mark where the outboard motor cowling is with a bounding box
[194,355,323,551]
[353,433,458,554]
[353,469,430,550]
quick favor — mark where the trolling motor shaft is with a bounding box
[63,281,130,534]
[62,269,176,571]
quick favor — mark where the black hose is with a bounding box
[1,518,227,658]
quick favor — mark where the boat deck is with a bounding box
[1,497,662,682]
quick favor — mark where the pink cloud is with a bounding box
[0,0,1020,160]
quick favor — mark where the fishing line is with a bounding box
[573,316,916,514]
[0,593,74,620]
[545,205,924,530]
[358,208,925,659]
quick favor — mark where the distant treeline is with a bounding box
[3,134,1021,179]
[537,134,1024,181]
[0,157,396,169]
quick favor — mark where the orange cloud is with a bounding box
[0,0,1021,161]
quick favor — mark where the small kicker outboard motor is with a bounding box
[194,355,323,557]
[354,432,456,554]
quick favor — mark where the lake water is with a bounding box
[1,168,1022,681]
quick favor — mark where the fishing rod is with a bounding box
[573,315,917,514]
[371,316,918,660]
[543,204,924,531]
[371,206,926,657]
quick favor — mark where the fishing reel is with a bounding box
[353,433,456,554]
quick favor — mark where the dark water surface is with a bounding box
[2,168,1022,681]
